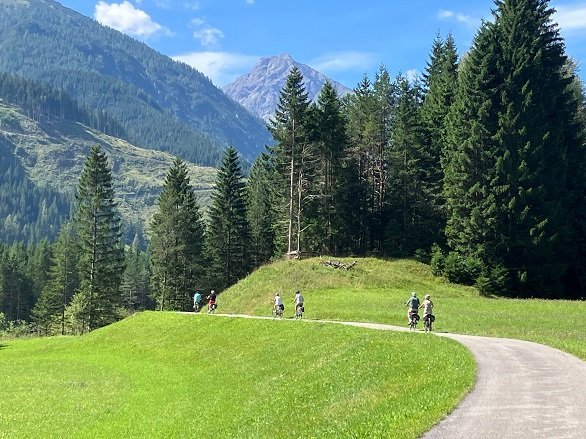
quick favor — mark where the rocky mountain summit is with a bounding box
[223,54,352,121]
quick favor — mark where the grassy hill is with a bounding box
[0,312,474,438]
[0,101,216,232]
[219,258,586,359]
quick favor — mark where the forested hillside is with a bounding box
[0,0,271,165]
[0,141,70,243]
[0,98,216,245]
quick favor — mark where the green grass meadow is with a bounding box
[2,256,584,438]
[220,258,586,360]
[0,312,474,439]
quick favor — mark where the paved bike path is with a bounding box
[214,314,586,439]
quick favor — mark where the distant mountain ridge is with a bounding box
[0,0,271,165]
[223,54,352,121]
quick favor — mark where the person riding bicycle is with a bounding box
[405,292,420,324]
[193,290,203,312]
[294,290,304,315]
[419,294,434,324]
[208,290,217,312]
[273,293,284,315]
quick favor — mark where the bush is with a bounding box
[414,248,430,264]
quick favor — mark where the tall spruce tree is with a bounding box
[72,145,125,331]
[268,66,311,256]
[443,0,585,297]
[345,75,378,253]
[491,0,582,295]
[421,33,459,246]
[246,153,278,267]
[385,75,429,255]
[150,158,206,310]
[307,80,350,254]
[32,222,79,334]
[207,147,251,290]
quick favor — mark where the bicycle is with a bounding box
[408,312,419,330]
[423,314,435,332]
[294,304,304,319]
[273,304,283,318]
[208,302,217,314]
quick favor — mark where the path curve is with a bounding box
[214,314,586,439]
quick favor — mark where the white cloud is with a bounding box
[193,28,224,47]
[172,51,259,86]
[309,51,379,73]
[190,17,205,27]
[437,9,477,27]
[184,1,200,10]
[555,5,586,31]
[94,1,170,38]
[154,0,171,9]
[245,0,255,4]
[405,69,421,83]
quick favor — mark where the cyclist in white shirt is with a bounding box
[294,290,304,313]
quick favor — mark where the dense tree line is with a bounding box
[0,142,71,244]
[0,72,125,138]
[249,0,584,298]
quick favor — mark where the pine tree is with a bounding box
[421,33,459,246]
[246,153,278,267]
[491,0,582,295]
[385,75,429,255]
[32,222,79,334]
[72,145,125,331]
[268,66,311,257]
[150,158,206,310]
[442,0,585,297]
[207,147,251,290]
[309,80,350,254]
[344,75,378,253]
[121,237,151,312]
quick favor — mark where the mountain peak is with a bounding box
[223,54,352,121]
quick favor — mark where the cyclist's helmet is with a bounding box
[425,294,431,299]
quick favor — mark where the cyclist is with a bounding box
[193,290,203,312]
[404,292,420,325]
[208,290,217,313]
[294,290,304,316]
[273,293,284,317]
[419,294,434,330]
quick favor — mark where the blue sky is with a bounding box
[57,0,586,88]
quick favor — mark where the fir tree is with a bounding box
[150,158,206,310]
[491,0,582,295]
[421,33,459,246]
[246,153,278,267]
[72,145,125,331]
[268,66,311,256]
[309,80,350,254]
[32,222,79,334]
[384,75,429,255]
[207,147,251,290]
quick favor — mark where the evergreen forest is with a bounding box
[1,0,584,337]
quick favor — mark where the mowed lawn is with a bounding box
[0,312,474,439]
[220,258,586,360]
